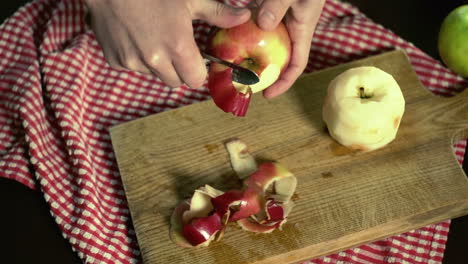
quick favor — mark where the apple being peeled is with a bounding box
[322,66,405,151]
[207,19,291,116]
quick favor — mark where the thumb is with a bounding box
[192,0,251,28]
[256,0,294,31]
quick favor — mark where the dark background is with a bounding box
[1,0,467,263]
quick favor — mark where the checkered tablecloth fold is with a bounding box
[0,0,466,263]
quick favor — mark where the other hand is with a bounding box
[253,0,325,98]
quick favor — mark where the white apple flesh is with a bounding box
[182,185,224,224]
[232,64,282,93]
[224,138,258,180]
[322,66,405,151]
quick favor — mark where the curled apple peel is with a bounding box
[170,185,225,247]
[182,185,224,224]
[237,218,281,234]
[239,163,296,233]
[245,162,297,203]
[171,199,227,248]
[182,211,224,247]
[225,138,296,231]
[208,66,252,117]
[169,200,193,248]
[226,139,297,233]
[224,138,257,179]
[238,200,294,234]
[170,139,297,247]
[265,199,285,222]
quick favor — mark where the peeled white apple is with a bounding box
[322,66,405,151]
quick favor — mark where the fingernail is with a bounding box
[231,8,248,15]
[260,9,276,23]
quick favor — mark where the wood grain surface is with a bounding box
[110,49,468,264]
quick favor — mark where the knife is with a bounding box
[201,51,260,85]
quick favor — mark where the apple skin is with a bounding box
[207,18,291,116]
[322,66,405,151]
[182,211,223,247]
[438,5,468,77]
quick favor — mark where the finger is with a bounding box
[172,44,207,89]
[263,27,311,98]
[144,55,183,88]
[262,23,310,98]
[191,0,251,28]
[95,36,127,71]
[103,53,127,71]
[102,49,125,71]
[165,19,207,89]
[103,44,154,74]
[262,55,306,99]
[263,20,312,98]
[263,0,324,98]
[257,0,295,31]
[93,22,149,73]
[120,56,152,74]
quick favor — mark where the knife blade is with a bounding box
[201,51,260,85]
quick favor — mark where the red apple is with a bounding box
[207,18,291,116]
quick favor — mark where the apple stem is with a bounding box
[359,87,365,98]
[245,58,255,66]
[239,58,255,70]
[359,87,372,99]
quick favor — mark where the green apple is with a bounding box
[438,5,468,77]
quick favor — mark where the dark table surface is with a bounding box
[1,1,467,263]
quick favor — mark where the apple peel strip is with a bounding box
[170,185,226,248]
[225,138,296,231]
[224,138,258,180]
[225,139,297,232]
[208,66,252,117]
[170,139,297,247]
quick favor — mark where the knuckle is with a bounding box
[121,57,141,70]
[143,50,162,69]
[171,43,189,59]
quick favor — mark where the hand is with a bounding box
[85,0,251,89]
[253,0,325,98]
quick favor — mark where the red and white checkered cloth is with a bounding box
[1,0,466,263]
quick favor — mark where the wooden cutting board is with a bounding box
[110,49,468,264]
